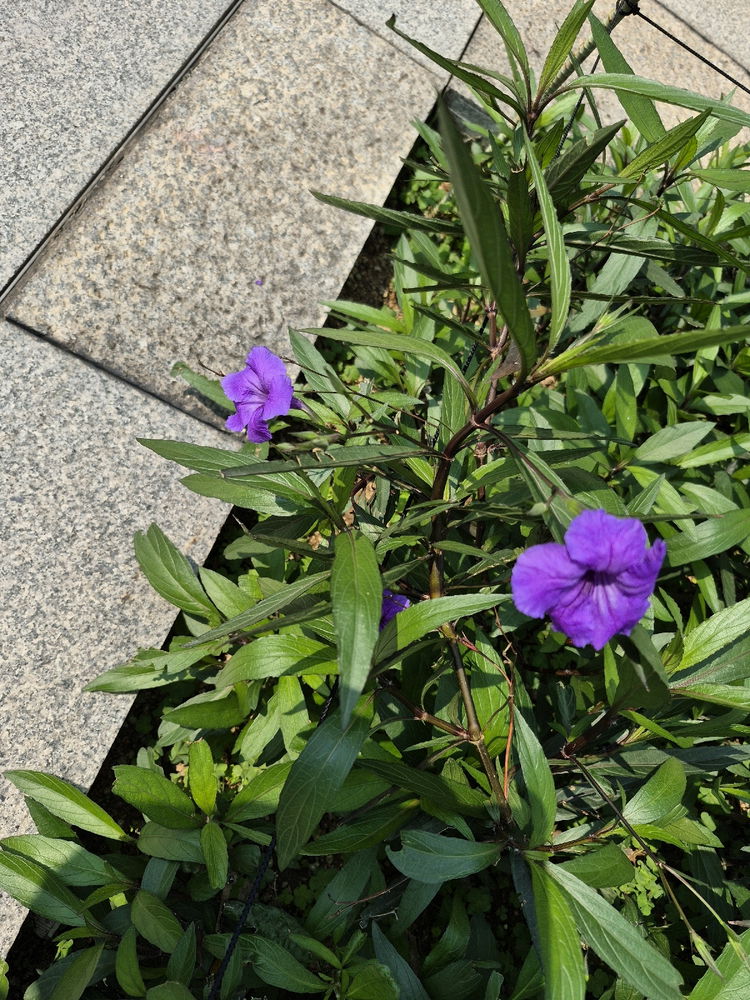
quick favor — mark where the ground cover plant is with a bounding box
[3,1,750,997]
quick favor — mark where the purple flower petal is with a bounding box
[244,408,272,443]
[565,508,647,574]
[222,346,295,441]
[380,589,411,630]
[511,510,666,650]
[261,373,295,419]
[510,542,583,618]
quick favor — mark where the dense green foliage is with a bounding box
[3,3,750,998]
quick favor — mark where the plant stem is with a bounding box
[449,639,511,821]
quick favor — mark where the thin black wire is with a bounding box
[207,678,340,999]
[635,9,750,99]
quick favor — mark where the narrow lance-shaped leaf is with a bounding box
[385,15,523,114]
[134,523,216,620]
[276,702,372,869]
[561,74,750,130]
[307,326,478,409]
[477,0,530,83]
[538,324,750,377]
[524,134,571,350]
[619,110,711,180]
[546,864,683,1000]
[528,862,586,1000]
[537,0,596,99]
[332,531,382,726]
[437,98,537,375]
[588,12,664,141]
[513,711,557,846]
[5,770,130,841]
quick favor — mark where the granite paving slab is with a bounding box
[658,0,750,77]
[461,1,750,129]
[5,0,442,425]
[332,0,481,70]
[0,322,231,954]
[0,0,233,294]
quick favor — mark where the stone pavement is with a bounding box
[1,0,749,956]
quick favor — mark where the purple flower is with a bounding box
[511,509,666,650]
[221,346,294,442]
[380,589,411,630]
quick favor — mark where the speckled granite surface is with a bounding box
[0,322,231,953]
[0,0,232,291]
[658,0,750,76]
[464,2,750,129]
[5,0,441,423]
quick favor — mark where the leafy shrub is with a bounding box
[3,2,750,998]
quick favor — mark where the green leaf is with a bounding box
[305,849,378,936]
[588,12,664,141]
[687,927,750,999]
[667,509,750,566]
[0,851,84,925]
[184,570,330,646]
[4,770,129,841]
[537,0,596,98]
[146,984,198,1000]
[113,766,200,830]
[332,531,382,725]
[545,864,683,1000]
[347,961,399,1000]
[215,635,336,687]
[164,692,246,730]
[564,73,750,129]
[133,523,216,620]
[200,821,228,890]
[137,824,203,864]
[514,711,556,847]
[691,168,750,192]
[222,445,432,478]
[139,438,250,474]
[539,324,750,376]
[559,844,634,888]
[622,757,686,826]
[116,926,147,998]
[171,361,232,410]
[275,703,372,868]
[633,422,715,463]
[86,643,216,693]
[387,830,502,883]
[476,0,529,81]
[312,190,462,236]
[372,923,431,1000]
[165,924,197,986]
[529,863,585,1000]
[245,936,326,993]
[524,135,571,351]
[49,944,104,1000]
[0,835,121,887]
[385,16,522,114]
[438,98,536,375]
[673,430,750,469]
[620,111,711,180]
[359,757,487,817]
[308,326,477,408]
[187,741,217,816]
[374,594,505,663]
[677,598,750,672]
[131,889,183,954]
[301,801,415,855]
[224,761,292,822]
[675,683,750,712]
